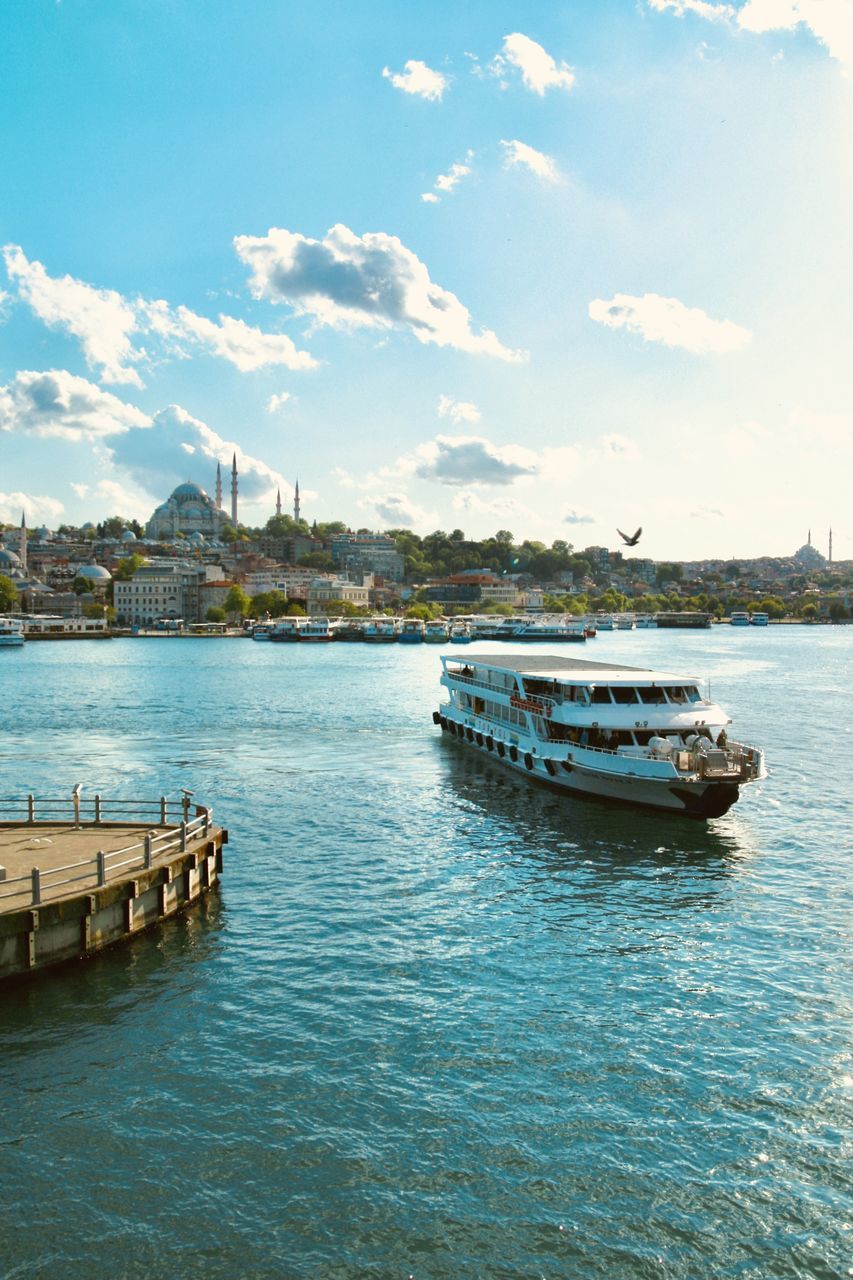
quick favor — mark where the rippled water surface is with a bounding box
[1,628,851,1279]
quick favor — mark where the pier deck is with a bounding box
[0,795,227,980]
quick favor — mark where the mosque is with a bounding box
[144,457,300,542]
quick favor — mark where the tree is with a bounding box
[251,590,288,618]
[112,553,147,581]
[655,563,683,587]
[298,551,335,571]
[828,601,849,622]
[72,576,90,595]
[0,574,18,611]
[800,603,818,622]
[82,602,115,621]
[224,585,251,618]
[206,606,226,622]
[286,601,307,616]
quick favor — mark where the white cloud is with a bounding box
[496,33,576,94]
[382,60,447,101]
[451,491,534,522]
[599,433,642,460]
[501,139,561,183]
[5,247,316,385]
[91,478,151,521]
[588,292,752,354]
[438,394,481,424]
[332,466,356,489]
[690,504,726,517]
[172,308,316,372]
[648,0,853,65]
[0,369,150,441]
[266,392,292,413]
[234,223,526,363]
[4,244,143,386]
[108,404,285,504]
[414,434,539,486]
[0,490,65,524]
[563,508,596,525]
[423,151,475,203]
[70,482,89,499]
[360,491,435,528]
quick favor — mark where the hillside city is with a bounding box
[0,476,849,627]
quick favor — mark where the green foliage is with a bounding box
[224,585,251,617]
[206,606,226,622]
[72,575,90,595]
[112,553,148,581]
[250,590,289,618]
[82,602,114,621]
[298,551,336,570]
[655,562,683,586]
[286,601,307,616]
[800,603,818,621]
[404,602,442,620]
[828,601,849,621]
[0,574,19,610]
[264,514,312,537]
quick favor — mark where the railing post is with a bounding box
[144,834,152,869]
[94,794,102,824]
[160,796,167,825]
[180,821,188,852]
[31,867,41,905]
[203,806,210,837]
[97,851,106,887]
[27,794,35,823]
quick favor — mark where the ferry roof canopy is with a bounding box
[446,654,699,684]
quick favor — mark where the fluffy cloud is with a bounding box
[0,369,150,441]
[690,505,725,517]
[266,392,292,413]
[0,490,65,523]
[414,434,538,486]
[108,404,285,504]
[4,245,143,386]
[5,246,316,384]
[422,151,474,203]
[360,492,434,528]
[234,224,525,362]
[648,0,853,65]
[382,60,447,101]
[451,491,534,522]
[438,394,481,424]
[501,139,561,183]
[589,293,752,354]
[495,33,576,94]
[171,308,316,372]
[563,508,596,525]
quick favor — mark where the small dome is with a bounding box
[0,547,22,569]
[36,526,52,540]
[188,531,205,543]
[121,529,137,543]
[81,521,96,531]
[76,564,112,582]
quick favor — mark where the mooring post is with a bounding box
[96,851,106,887]
[31,867,41,905]
[180,821,188,852]
[160,795,167,824]
[94,794,102,824]
[202,806,210,837]
[27,794,35,823]
[144,833,152,869]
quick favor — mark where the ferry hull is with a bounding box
[434,712,741,818]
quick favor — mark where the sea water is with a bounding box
[0,628,850,1279]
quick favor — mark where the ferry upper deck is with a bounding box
[442,654,701,688]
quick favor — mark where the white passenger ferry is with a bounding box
[0,617,26,648]
[434,654,764,818]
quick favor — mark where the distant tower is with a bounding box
[19,510,27,575]
[293,478,301,523]
[829,528,833,565]
[231,453,238,526]
[808,527,811,546]
[215,462,222,509]
[276,488,282,518]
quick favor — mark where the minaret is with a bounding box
[276,488,282,518]
[293,478,301,523]
[808,527,811,546]
[215,462,222,509]
[20,510,27,575]
[231,453,238,526]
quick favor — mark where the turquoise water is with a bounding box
[0,629,851,1279]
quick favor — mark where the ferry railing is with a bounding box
[0,796,213,910]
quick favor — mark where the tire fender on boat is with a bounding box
[524,753,534,771]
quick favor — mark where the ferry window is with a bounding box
[639,687,666,705]
[686,686,702,702]
[668,687,687,704]
[611,687,638,704]
[591,687,613,704]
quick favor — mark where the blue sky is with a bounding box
[1,0,851,559]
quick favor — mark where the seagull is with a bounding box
[617,526,642,546]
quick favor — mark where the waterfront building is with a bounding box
[306,577,370,614]
[113,564,207,625]
[329,532,404,582]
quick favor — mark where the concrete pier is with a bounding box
[0,800,227,981]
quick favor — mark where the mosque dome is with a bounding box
[81,521,96,531]
[0,547,23,571]
[120,529,137,543]
[173,482,209,500]
[188,530,205,543]
[36,526,52,541]
[76,564,112,583]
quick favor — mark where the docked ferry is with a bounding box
[0,617,25,648]
[433,654,764,818]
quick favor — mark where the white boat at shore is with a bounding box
[0,617,25,648]
[434,653,764,819]
[363,618,398,643]
[424,620,450,643]
[730,612,751,626]
[299,616,334,642]
[269,618,303,642]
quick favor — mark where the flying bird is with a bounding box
[617,526,642,546]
